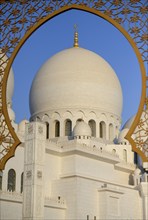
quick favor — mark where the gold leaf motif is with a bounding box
[1,45,9,53]
[112,0,122,6]
[130,26,140,34]
[79,3,87,6]
[140,6,148,14]
[121,8,131,15]
[94,1,104,7]
[20,0,28,5]
[3,18,11,26]
[138,119,144,128]
[114,17,122,24]
[141,33,148,42]
[44,6,53,12]
[0,135,5,145]
[12,9,20,16]
[104,10,112,16]
[28,7,36,14]
[11,26,19,33]
[130,15,139,23]
[19,17,27,24]
[10,37,19,45]
[130,0,140,3]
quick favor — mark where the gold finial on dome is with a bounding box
[73,24,79,48]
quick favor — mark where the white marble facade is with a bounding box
[0,36,148,220]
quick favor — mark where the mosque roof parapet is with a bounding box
[46,139,120,164]
[0,190,22,203]
[115,161,136,173]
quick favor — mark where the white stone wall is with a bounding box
[0,200,22,220]
[51,174,143,220]
[0,121,145,220]
[1,145,24,192]
[106,144,134,163]
[44,153,61,197]
[44,207,65,220]
[60,154,132,185]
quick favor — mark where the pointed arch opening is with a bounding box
[0,173,2,190]
[88,120,96,137]
[100,121,106,139]
[65,119,72,136]
[112,149,116,154]
[45,122,49,139]
[20,172,24,193]
[7,169,16,192]
[55,120,60,137]
[123,149,127,162]
[109,123,114,141]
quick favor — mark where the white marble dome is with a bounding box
[7,104,15,121]
[7,67,14,105]
[123,115,136,129]
[18,119,29,132]
[73,121,91,137]
[134,167,141,175]
[118,128,129,144]
[30,47,123,118]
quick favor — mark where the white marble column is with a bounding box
[139,182,148,220]
[23,122,46,220]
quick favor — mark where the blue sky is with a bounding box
[12,9,141,127]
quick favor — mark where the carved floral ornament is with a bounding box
[0,0,147,170]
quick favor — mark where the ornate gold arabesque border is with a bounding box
[0,0,147,170]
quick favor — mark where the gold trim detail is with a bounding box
[0,0,147,170]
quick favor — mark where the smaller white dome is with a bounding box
[19,119,29,132]
[118,128,129,144]
[123,115,135,129]
[134,167,141,175]
[73,121,91,137]
[8,106,15,121]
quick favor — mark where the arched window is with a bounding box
[115,126,118,138]
[55,121,60,137]
[20,172,24,193]
[46,122,49,139]
[36,116,41,121]
[134,152,138,164]
[65,119,72,136]
[109,123,114,141]
[123,149,127,162]
[7,169,16,192]
[77,118,83,122]
[100,121,106,139]
[112,149,116,154]
[88,120,96,137]
[0,173,2,190]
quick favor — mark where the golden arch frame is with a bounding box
[0,0,148,170]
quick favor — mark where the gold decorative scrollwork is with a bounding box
[0,0,147,170]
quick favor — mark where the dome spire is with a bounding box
[73,24,79,48]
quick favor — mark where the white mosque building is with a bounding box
[0,31,148,220]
